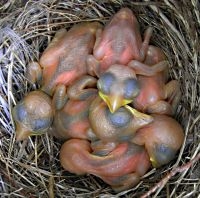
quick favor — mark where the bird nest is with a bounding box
[0,0,199,197]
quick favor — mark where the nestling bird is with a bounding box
[96,64,140,112]
[87,7,153,76]
[27,22,102,110]
[131,114,184,167]
[60,138,150,192]
[12,91,53,141]
[13,22,102,141]
[89,95,153,142]
[50,75,98,140]
[131,45,181,115]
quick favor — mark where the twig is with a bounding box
[140,153,200,198]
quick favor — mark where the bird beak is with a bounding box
[125,105,153,121]
[15,124,32,141]
[125,105,154,124]
[99,91,132,113]
[150,156,159,168]
[15,124,47,141]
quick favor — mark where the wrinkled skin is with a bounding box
[27,22,102,110]
[60,139,150,192]
[89,96,153,143]
[13,22,102,141]
[87,7,153,76]
[131,45,181,115]
[67,75,98,101]
[12,91,53,141]
[50,97,96,140]
[50,75,98,140]
[132,114,184,167]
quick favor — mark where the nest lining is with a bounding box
[0,0,199,197]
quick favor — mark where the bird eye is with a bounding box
[97,72,115,94]
[107,107,131,127]
[124,78,140,99]
[153,144,176,167]
[31,118,53,131]
[13,102,27,123]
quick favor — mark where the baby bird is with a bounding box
[27,22,102,110]
[50,75,98,140]
[87,7,152,76]
[13,22,102,140]
[12,91,53,141]
[96,64,140,113]
[96,60,168,113]
[131,45,181,115]
[60,138,150,192]
[132,114,184,167]
[89,95,153,142]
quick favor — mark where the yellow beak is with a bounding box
[99,91,132,113]
[150,156,159,168]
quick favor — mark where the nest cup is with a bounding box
[0,0,199,197]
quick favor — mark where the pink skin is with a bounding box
[26,22,102,110]
[87,8,153,76]
[50,97,95,140]
[49,75,98,140]
[132,45,181,115]
[39,22,101,95]
[60,138,150,191]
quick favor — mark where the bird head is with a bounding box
[12,91,54,141]
[97,64,140,113]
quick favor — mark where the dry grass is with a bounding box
[0,0,199,197]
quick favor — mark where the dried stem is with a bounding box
[141,153,200,198]
[0,0,199,197]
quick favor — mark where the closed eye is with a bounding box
[31,118,52,131]
[97,72,115,94]
[124,78,140,99]
[13,102,27,123]
[107,107,131,127]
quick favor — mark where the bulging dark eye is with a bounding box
[153,144,176,166]
[107,107,131,127]
[13,102,27,123]
[124,78,140,99]
[97,72,115,94]
[31,118,53,131]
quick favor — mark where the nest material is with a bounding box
[0,0,199,197]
